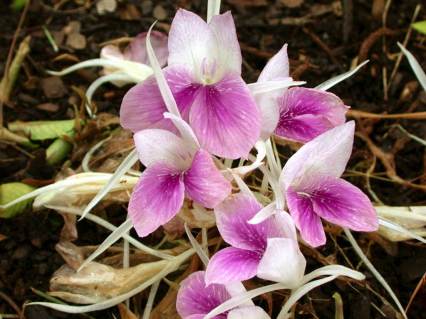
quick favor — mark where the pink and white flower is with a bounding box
[205,193,306,288]
[120,9,261,159]
[280,121,379,247]
[129,125,231,237]
[255,45,348,143]
[176,271,270,319]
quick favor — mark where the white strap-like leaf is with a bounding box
[207,0,221,23]
[398,42,426,91]
[315,60,369,91]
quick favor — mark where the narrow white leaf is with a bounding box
[142,280,160,319]
[379,217,426,244]
[248,202,276,224]
[248,80,305,95]
[80,149,138,220]
[207,0,221,23]
[315,60,369,91]
[45,205,173,260]
[146,24,181,117]
[184,223,209,267]
[398,42,426,91]
[301,264,365,285]
[277,276,338,319]
[47,59,132,76]
[163,112,199,150]
[78,219,134,271]
[232,141,266,176]
[344,229,408,319]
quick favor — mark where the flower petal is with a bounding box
[209,11,242,75]
[128,164,184,237]
[280,121,355,190]
[176,271,230,319]
[303,175,378,232]
[120,76,172,133]
[285,187,326,247]
[133,129,192,169]
[168,9,214,72]
[228,306,270,319]
[205,247,260,285]
[257,238,306,288]
[258,44,289,82]
[123,31,168,66]
[215,193,283,251]
[189,73,261,159]
[275,87,348,143]
[184,149,231,208]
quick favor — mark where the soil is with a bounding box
[0,0,425,318]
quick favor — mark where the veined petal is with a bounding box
[133,129,193,170]
[123,31,168,66]
[215,194,283,251]
[303,175,378,232]
[275,87,348,143]
[176,271,230,319]
[100,44,125,61]
[228,306,270,319]
[280,121,355,190]
[255,92,280,140]
[189,73,261,159]
[205,247,260,285]
[120,76,172,133]
[257,238,306,288]
[128,164,184,237]
[258,44,289,82]
[209,11,242,75]
[285,188,326,247]
[184,149,231,208]
[168,9,214,72]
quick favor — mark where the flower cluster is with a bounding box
[118,6,379,319]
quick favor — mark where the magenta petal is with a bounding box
[189,73,261,159]
[176,271,230,319]
[205,247,260,285]
[128,164,185,237]
[184,149,231,208]
[120,76,173,133]
[215,194,282,251]
[275,87,348,143]
[307,176,378,232]
[124,31,168,66]
[286,188,326,247]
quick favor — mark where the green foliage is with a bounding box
[8,119,76,141]
[0,182,35,218]
[412,21,426,35]
[11,0,28,10]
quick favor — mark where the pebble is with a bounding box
[36,103,59,112]
[153,4,167,20]
[141,0,153,14]
[41,77,67,99]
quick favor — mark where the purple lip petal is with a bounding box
[133,129,193,169]
[120,76,173,133]
[280,121,355,190]
[189,73,261,159]
[257,238,306,287]
[184,149,231,208]
[123,31,168,66]
[258,44,289,82]
[304,175,379,232]
[285,187,327,247]
[215,193,279,251]
[128,163,185,238]
[205,247,261,285]
[274,87,348,143]
[176,271,230,319]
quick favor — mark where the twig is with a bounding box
[303,27,340,66]
[348,109,426,120]
[358,28,398,62]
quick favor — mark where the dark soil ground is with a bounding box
[0,0,425,318]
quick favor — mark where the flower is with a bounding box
[176,271,270,319]
[280,121,379,247]
[205,193,306,287]
[254,45,348,143]
[128,124,231,237]
[120,9,261,159]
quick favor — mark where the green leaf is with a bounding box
[8,119,76,141]
[0,183,36,218]
[46,138,73,165]
[11,0,28,11]
[412,21,426,35]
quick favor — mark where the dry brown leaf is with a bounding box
[118,303,138,319]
